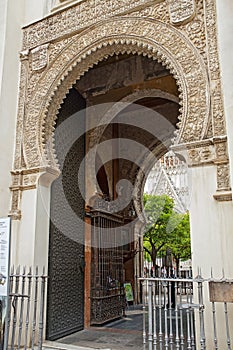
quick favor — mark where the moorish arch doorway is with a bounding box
[11,13,219,345]
[46,52,181,339]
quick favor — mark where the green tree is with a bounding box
[166,211,191,273]
[143,194,191,273]
[143,194,174,268]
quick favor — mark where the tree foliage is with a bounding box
[143,194,191,272]
[167,211,191,272]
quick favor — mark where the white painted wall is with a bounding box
[0,0,7,98]
[190,165,233,349]
[11,181,51,268]
[23,0,53,25]
[215,0,233,191]
[190,165,233,277]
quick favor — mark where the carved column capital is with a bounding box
[9,167,60,219]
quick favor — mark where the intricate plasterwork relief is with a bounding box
[22,17,210,171]
[11,0,231,218]
[22,0,164,50]
[188,145,214,165]
[31,44,49,71]
[173,137,228,167]
[204,0,226,137]
[166,0,196,25]
[132,0,223,141]
[9,169,39,220]
[179,1,206,61]
[215,141,228,162]
[129,1,169,23]
[10,189,22,220]
[13,51,29,171]
[172,137,231,200]
[216,164,231,192]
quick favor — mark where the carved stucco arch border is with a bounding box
[23,16,210,171]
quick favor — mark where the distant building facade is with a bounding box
[144,151,190,213]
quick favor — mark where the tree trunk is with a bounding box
[175,257,180,276]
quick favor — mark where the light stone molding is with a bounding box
[14,52,30,171]
[172,137,229,167]
[216,163,231,192]
[9,167,60,220]
[213,191,232,202]
[172,137,231,200]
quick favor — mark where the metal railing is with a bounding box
[2,266,233,350]
[3,267,47,350]
[140,273,233,350]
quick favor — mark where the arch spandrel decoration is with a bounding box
[24,17,210,170]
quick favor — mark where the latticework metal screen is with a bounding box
[47,88,86,340]
[90,211,126,325]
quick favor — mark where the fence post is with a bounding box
[147,281,153,345]
[197,273,206,350]
[5,267,48,350]
[142,280,147,344]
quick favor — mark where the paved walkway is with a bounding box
[44,306,145,350]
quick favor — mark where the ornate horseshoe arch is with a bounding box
[23,17,209,170]
[13,15,226,219]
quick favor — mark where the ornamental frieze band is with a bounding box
[22,0,199,51]
[22,0,164,50]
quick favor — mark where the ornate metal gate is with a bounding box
[46,89,86,340]
[90,210,127,325]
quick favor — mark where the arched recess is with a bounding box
[22,17,210,174]
[85,89,180,213]
[13,16,211,336]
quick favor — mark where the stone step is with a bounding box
[43,340,111,350]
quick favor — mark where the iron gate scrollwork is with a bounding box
[90,210,126,325]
